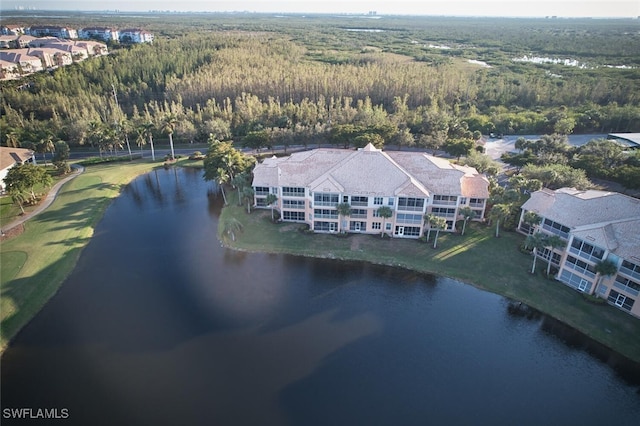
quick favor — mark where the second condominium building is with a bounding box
[252,143,490,238]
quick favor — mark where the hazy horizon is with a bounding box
[1,0,639,18]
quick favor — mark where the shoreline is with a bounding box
[218,202,640,364]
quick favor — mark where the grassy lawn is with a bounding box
[0,166,65,221]
[220,200,640,363]
[0,160,157,352]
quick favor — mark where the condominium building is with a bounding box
[519,188,640,318]
[252,143,489,238]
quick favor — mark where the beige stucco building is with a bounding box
[519,188,640,318]
[252,143,489,238]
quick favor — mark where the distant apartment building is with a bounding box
[27,26,78,39]
[0,59,20,80]
[119,29,154,43]
[252,143,489,238]
[1,25,25,36]
[79,27,120,42]
[0,49,43,73]
[519,188,640,318]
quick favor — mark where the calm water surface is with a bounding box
[2,168,639,425]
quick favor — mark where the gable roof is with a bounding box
[0,146,35,170]
[522,188,640,260]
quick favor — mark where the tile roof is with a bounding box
[0,146,35,170]
[522,188,640,260]
[253,144,489,199]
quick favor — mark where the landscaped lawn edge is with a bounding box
[218,202,640,364]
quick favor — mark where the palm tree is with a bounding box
[135,128,147,158]
[10,191,26,214]
[215,167,229,205]
[5,129,21,148]
[424,213,436,242]
[431,216,448,249]
[220,217,243,243]
[140,121,156,161]
[336,202,352,233]
[265,193,278,221]
[544,235,566,276]
[231,172,250,207]
[162,113,178,160]
[594,258,618,295]
[459,206,476,236]
[376,205,393,238]
[525,232,547,274]
[489,204,511,238]
[241,186,254,214]
[521,211,542,236]
[38,136,55,165]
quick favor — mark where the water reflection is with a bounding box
[2,168,639,426]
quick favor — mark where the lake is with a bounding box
[2,167,639,425]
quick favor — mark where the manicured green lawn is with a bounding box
[220,200,640,363]
[0,160,157,352]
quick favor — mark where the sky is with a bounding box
[1,0,639,18]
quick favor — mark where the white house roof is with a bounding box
[253,144,489,198]
[522,187,640,260]
[0,146,35,170]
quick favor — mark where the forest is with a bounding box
[1,12,639,188]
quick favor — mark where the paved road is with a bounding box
[1,164,84,237]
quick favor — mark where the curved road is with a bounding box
[1,164,84,238]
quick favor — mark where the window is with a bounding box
[469,198,485,207]
[349,209,367,219]
[374,197,383,205]
[282,187,305,197]
[351,196,368,206]
[349,221,366,232]
[608,290,635,312]
[614,276,640,297]
[314,193,339,206]
[460,197,467,205]
[559,269,594,292]
[432,195,457,205]
[314,221,337,232]
[343,196,349,203]
[431,207,456,218]
[397,197,425,211]
[564,255,596,278]
[542,218,570,239]
[314,209,338,219]
[283,199,305,210]
[372,222,381,230]
[570,238,605,262]
[396,213,422,224]
[394,226,421,237]
[254,186,270,196]
[282,211,305,221]
[620,260,640,281]
[385,223,392,230]
[388,198,394,206]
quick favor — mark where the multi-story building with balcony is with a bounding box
[27,26,78,39]
[79,27,120,43]
[252,143,489,238]
[519,188,640,318]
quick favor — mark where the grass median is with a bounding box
[220,200,640,363]
[0,160,156,352]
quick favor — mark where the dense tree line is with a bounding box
[1,14,639,190]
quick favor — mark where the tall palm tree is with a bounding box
[525,232,547,274]
[424,213,437,241]
[135,128,147,158]
[544,235,567,276]
[215,167,229,205]
[459,206,476,236]
[431,216,448,249]
[162,113,178,160]
[5,129,21,148]
[231,172,250,207]
[376,205,393,238]
[10,191,26,214]
[265,193,278,221]
[242,186,255,214]
[140,121,156,161]
[336,202,352,233]
[522,211,542,236]
[489,204,511,238]
[594,258,619,295]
